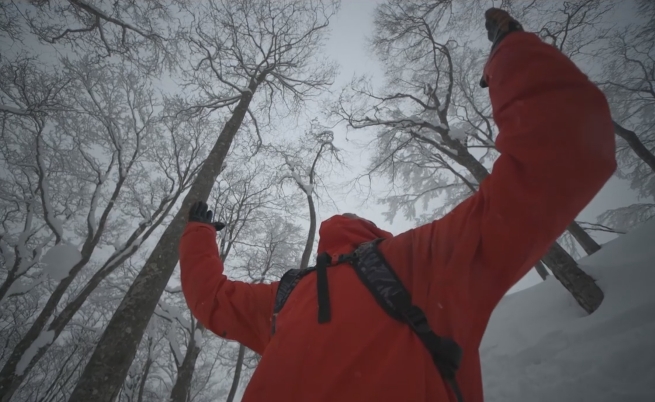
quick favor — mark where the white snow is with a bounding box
[289,168,313,196]
[5,279,31,297]
[166,285,182,294]
[88,191,100,236]
[107,237,143,266]
[407,115,425,124]
[16,330,55,376]
[41,244,82,281]
[1,277,44,304]
[35,153,65,239]
[481,219,655,402]
[422,111,447,130]
[157,301,191,330]
[0,104,29,115]
[302,184,314,195]
[167,329,184,364]
[449,127,467,142]
[193,328,203,345]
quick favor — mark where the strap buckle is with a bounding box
[433,337,463,376]
[337,253,355,264]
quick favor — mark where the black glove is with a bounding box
[485,8,523,50]
[188,201,226,231]
[480,8,524,88]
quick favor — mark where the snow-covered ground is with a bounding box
[481,219,655,402]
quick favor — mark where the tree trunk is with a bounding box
[0,236,151,400]
[169,324,204,402]
[0,192,183,396]
[0,255,92,402]
[534,260,550,280]
[136,344,153,402]
[0,268,16,304]
[567,221,601,255]
[225,344,246,402]
[68,85,259,402]
[613,119,655,173]
[299,195,317,271]
[541,241,604,314]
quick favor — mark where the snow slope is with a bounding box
[481,219,655,402]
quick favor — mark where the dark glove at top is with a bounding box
[480,8,524,88]
[485,8,523,50]
[188,201,226,231]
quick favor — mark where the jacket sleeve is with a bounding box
[179,222,278,355]
[395,33,616,313]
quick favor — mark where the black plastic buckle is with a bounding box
[316,253,332,265]
[433,337,463,376]
[337,253,355,264]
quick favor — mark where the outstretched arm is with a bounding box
[387,30,616,318]
[179,222,277,355]
[469,30,616,299]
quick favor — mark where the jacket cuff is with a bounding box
[184,221,217,234]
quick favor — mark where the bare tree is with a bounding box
[165,157,280,402]
[635,0,655,41]
[68,3,338,400]
[197,165,306,401]
[224,212,305,402]
[167,318,204,402]
[595,25,655,228]
[0,57,71,306]
[0,55,209,400]
[525,0,655,229]
[0,0,182,74]
[6,257,135,402]
[334,0,605,313]
[271,124,342,270]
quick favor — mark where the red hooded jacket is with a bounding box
[179,32,616,402]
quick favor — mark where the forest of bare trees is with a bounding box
[0,0,653,401]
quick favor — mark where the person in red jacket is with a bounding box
[179,9,616,402]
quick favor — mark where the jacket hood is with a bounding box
[316,214,393,256]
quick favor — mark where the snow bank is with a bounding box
[41,244,82,281]
[481,219,655,402]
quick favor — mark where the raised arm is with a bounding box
[179,220,277,355]
[468,30,616,299]
[385,28,616,315]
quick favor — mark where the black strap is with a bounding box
[349,241,464,402]
[395,301,462,376]
[316,253,332,323]
[271,267,315,335]
[271,241,464,402]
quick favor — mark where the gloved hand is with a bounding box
[485,8,523,49]
[188,201,226,231]
[480,8,524,88]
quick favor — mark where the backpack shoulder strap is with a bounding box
[271,267,315,335]
[350,240,464,402]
